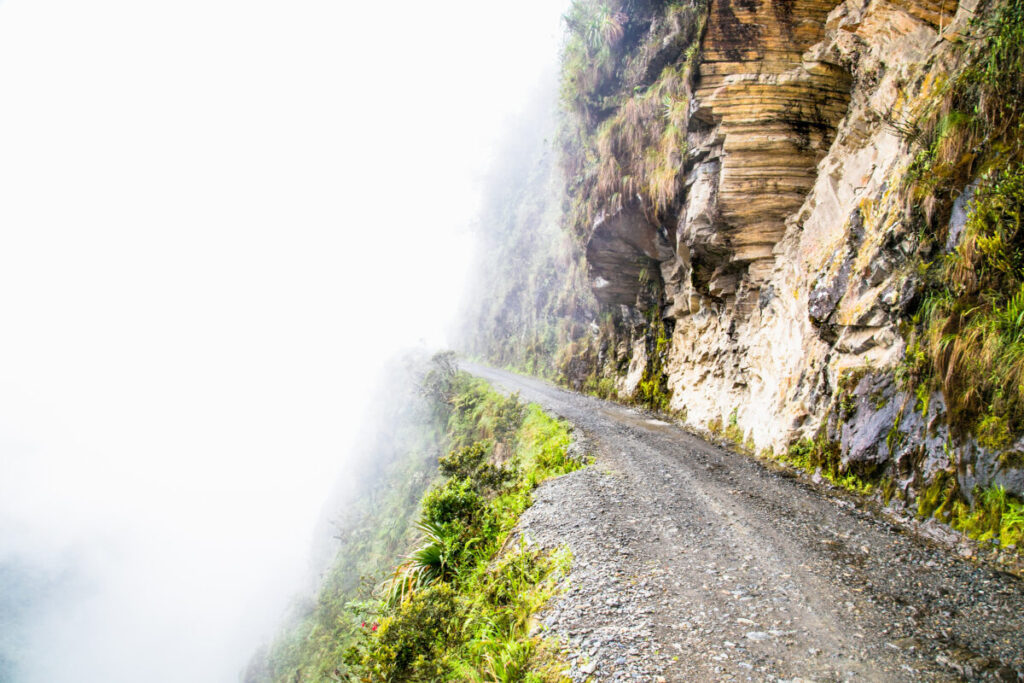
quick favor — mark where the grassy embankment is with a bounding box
[260,354,583,682]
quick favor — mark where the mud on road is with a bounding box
[465,363,1024,682]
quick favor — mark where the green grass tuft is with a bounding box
[779,436,877,495]
[917,479,1024,549]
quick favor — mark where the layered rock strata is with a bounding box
[694,0,852,274]
[576,0,1023,501]
[670,0,964,448]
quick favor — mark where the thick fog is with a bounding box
[0,1,567,681]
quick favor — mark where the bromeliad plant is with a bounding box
[384,520,458,607]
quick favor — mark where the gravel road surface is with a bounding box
[465,363,1024,682]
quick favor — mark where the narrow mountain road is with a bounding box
[464,363,1024,682]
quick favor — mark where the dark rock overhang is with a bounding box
[585,206,675,306]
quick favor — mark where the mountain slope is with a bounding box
[462,0,1024,557]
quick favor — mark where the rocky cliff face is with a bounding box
[658,0,957,448]
[550,0,1024,526]
[462,0,1024,545]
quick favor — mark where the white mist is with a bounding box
[0,0,567,680]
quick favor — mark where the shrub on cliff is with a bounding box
[340,375,583,681]
[359,582,461,681]
[421,477,486,530]
[439,441,513,493]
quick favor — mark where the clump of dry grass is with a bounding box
[901,0,1024,441]
[561,0,708,238]
[911,163,1024,437]
[592,56,695,217]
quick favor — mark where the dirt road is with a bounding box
[465,363,1024,682]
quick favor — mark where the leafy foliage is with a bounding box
[419,350,460,410]
[918,474,1024,549]
[383,520,458,606]
[258,370,583,682]
[446,376,526,451]
[416,477,488,575]
[952,485,1024,548]
[440,441,513,492]
[360,583,461,681]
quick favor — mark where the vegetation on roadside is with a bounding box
[900,0,1024,445]
[779,437,878,496]
[708,373,881,496]
[254,354,585,682]
[867,0,1024,541]
[917,470,1024,549]
[952,486,1024,548]
[246,359,445,683]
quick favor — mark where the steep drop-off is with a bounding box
[463,0,1024,558]
[248,355,584,682]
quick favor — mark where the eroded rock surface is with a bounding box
[578,0,1017,504]
[695,0,852,270]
